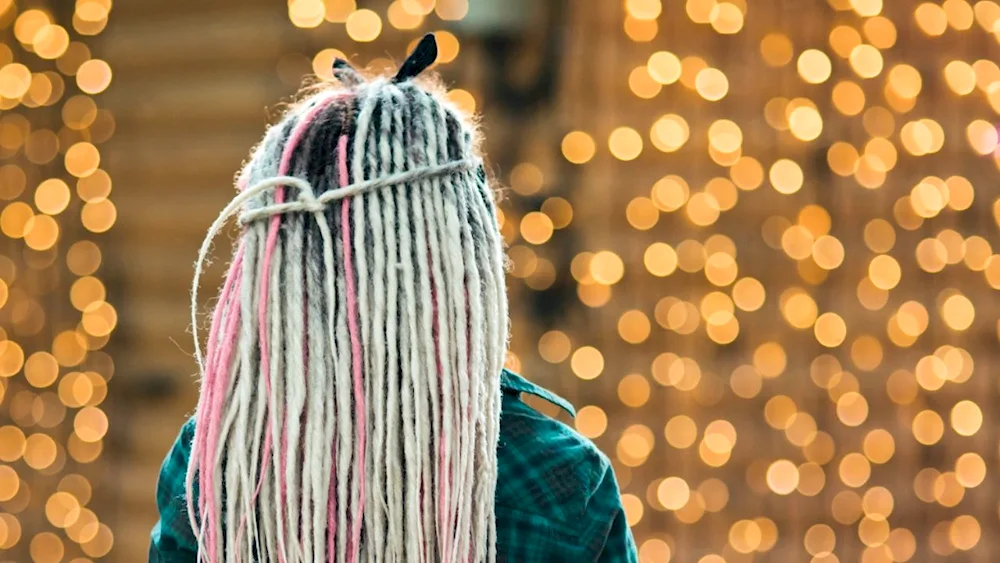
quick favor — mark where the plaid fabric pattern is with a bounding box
[150,370,637,562]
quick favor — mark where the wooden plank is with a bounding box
[100,8,287,70]
[105,73,285,127]
[97,5,295,559]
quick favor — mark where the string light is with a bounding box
[0,0,114,559]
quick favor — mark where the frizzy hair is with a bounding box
[185,59,509,562]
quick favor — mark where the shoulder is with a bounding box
[496,370,613,525]
[158,418,195,490]
[497,370,631,560]
[156,417,197,516]
[151,417,199,558]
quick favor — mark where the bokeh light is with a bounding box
[494,0,1000,554]
[0,0,115,560]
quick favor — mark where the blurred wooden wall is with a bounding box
[103,1,291,558]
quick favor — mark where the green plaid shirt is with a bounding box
[150,370,637,562]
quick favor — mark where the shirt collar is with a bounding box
[500,369,576,417]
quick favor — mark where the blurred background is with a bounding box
[1,0,1000,561]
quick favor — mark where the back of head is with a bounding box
[187,36,509,562]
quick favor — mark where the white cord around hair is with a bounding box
[238,158,479,224]
[189,157,479,378]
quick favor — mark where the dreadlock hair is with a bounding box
[186,35,508,563]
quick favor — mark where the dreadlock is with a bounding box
[185,35,508,563]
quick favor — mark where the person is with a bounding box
[149,34,637,563]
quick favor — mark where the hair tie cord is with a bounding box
[238,158,479,224]
[190,157,480,374]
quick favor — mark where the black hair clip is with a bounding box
[392,33,438,84]
[332,58,363,86]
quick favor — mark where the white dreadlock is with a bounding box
[186,38,508,563]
